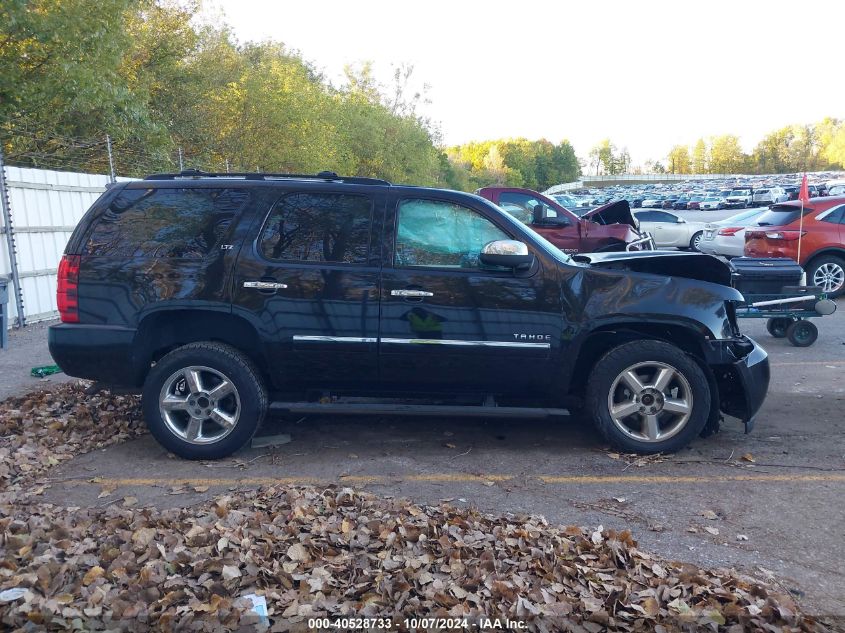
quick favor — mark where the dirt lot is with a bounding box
[3,303,845,618]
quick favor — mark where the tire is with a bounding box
[690,231,704,251]
[806,255,845,298]
[142,342,268,460]
[786,320,818,347]
[766,317,791,338]
[585,340,711,454]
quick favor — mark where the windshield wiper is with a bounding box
[756,222,772,226]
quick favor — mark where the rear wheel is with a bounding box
[585,340,711,454]
[786,320,818,347]
[766,317,791,338]
[142,342,267,459]
[807,255,845,298]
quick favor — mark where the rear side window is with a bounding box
[259,192,371,264]
[85,187,249,258]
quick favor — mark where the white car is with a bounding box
[698,208,767,258]
[725,189,753,208]
[699,196,726,210]
[752,187,787,206]
[641,196,664,209]
[633,210,707,250]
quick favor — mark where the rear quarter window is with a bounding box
[85,187,250,258]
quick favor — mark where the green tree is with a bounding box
[692,139,708,173]
[709,135,746,173]
[667,145,691,174]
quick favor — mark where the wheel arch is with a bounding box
[568,321,711,398]
[132,309,269,386]
[804,248,845,267]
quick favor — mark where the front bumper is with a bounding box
[705,336,770,428]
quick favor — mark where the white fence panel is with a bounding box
[1,166,133,324]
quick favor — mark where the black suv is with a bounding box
[49,171,770,459]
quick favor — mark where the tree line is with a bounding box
[2,1,841,190]
[0,0,579,192]
[663,120,845,175]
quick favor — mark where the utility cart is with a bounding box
[729,257,836,347]
[735,288,836,347]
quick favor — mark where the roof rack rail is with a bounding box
[143,169,391,186]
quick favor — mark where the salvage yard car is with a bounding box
[476,187,652,253]
[745,196,845,297]
[633,209,706,250]
[49,171,770,460]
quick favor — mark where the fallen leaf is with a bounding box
[705,526,720,535]
[741,453,755,463]
[222,565,241,581]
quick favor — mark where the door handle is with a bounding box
[391,289,433,298]
[244,281,288,290]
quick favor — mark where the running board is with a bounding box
[269,402,569,418]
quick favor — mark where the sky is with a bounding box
[208,0,844,167]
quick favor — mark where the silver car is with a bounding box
[698,208,767,258]
[633,210,707,250]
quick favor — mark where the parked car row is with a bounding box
[549,173,844,214]
[697,198,845,297]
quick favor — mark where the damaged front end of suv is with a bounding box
[569,250,770,436]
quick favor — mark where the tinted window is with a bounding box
[395,199,510,269]
[259,193,371,264]
[754,205,812,226]
[818,205,845,225]
[641,211,677,223]
[498,192,564,224]
[86,187,249,257]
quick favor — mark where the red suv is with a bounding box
[745,197,845,297]
[476,187,650,254]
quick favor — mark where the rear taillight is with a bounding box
[717,227,742,236]
[57,254,81,323]
[763,230,805,241]
[745,229,805,241]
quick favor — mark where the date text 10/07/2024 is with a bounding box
[307,617,528,630]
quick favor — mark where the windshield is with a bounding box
[730,190,750,195]
[755,189,769,194]
[703,197,719,202]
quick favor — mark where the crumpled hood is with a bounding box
[582,199,640,230]
[572,250,736,289]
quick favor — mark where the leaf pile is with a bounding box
[0,486,829,632]
[0,384,144,493]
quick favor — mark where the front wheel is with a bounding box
[142,342,268,459]
[585,340,711,454]
[786,320,818,347]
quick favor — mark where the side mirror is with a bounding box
[480,240,534,269]
[532,204,545,224]
[677,217,686,223]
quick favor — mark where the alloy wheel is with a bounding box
[607,361,693,443]
[812,262,844,293]
[158,365,241,444]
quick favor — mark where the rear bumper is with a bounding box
[48,323,140,386]
[706,336,770,425]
